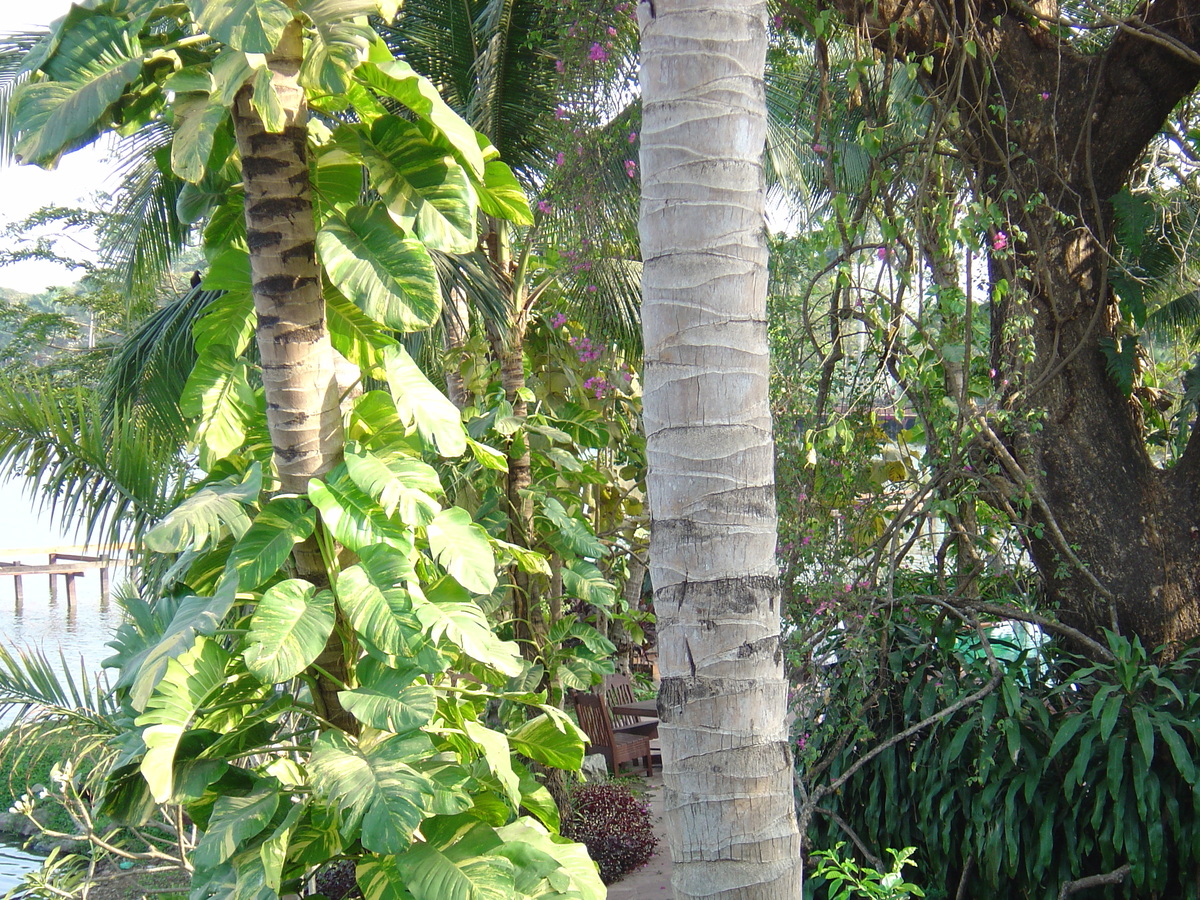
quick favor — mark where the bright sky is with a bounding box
[0,0,114,294]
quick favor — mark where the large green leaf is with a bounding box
[541,498,607,558]
[172,93,230,184]
[345,444,442,526]
[463,721,519,808]
[561,559,616,608]
[145,465,261,553]
[393,842,515,900]
[326,285,397,376]
[309,731,436,854]
[507,712,587,771]
[383,345,466,457]
[414,578,522,676]
[227,498,317,591]
[130,584,238,711]
[317,202,441,332]
[193,785,281,871]
[244,579,336,683]
[425,507,496,594]
[356,855,413,900]
[135,637,232,803]
[476,159,532,225]
[494,819,606,900]
[355,55,485,177]
[191,0,294,53]
[338,657,436,733]
[180,348,259,463]
[297,0,377,94]
[336,561,435,669]
[12,16,142,166]
[339,117,476,252]
[194,291,255,357]
[309,469,414,553]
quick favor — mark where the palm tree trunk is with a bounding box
[639,2,803,897]
[231,20,355,733]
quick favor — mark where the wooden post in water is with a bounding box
[13,574,21,613]
[99,555,110,608]
[48,553,57,603]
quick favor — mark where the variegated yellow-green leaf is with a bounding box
[425,508,496,594]
[135,637,231,802]
[192,785,281,870]
[339,657,436,733]
[383,345,466,457]
[317,202,441,332]
[394,841,516,900]
[325,285,397,376]
[244,579,335,683]
[355,55,485,177]
[309,730,436,854]
[339,117,476,252]
[414,577,522,676]
[309,469,413,553]
[345,444,442,526]
[180,347,258,462]
[476,159,532,225]
[227,498,316,590]
[191,0,294,53]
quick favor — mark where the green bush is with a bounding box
[799,616,1200,899]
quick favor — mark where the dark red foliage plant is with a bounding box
[562,782,658,884]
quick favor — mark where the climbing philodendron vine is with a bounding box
[9,2,604,898]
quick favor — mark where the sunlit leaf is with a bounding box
[244,579,336,683]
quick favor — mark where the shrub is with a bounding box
[562,782,657,884]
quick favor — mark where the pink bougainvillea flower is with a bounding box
[555,59,565,73]
[537,199,552,214]
[628,131,637,143]
[555,151,565,166]
[624,159,637,178]
[589,42,608,62]
[1040,91,1051,100]
[607,25,618,35]
[992,231,1008,251]
[550,312,568,329]
[812,142,826,154]
[555,106,568,120]
[876,246,888,261]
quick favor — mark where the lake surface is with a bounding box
[0,479,126,889]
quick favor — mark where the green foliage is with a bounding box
[810,844,924,900]
[801,618,1200,899]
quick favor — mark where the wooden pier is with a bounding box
[0,547,124,608]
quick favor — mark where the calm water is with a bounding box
[0,479,127,888]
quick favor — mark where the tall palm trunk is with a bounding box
[231,20,355,732]
[639,2,803,898]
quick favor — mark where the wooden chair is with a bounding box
[573,692,654,776]
[601,673,659,738]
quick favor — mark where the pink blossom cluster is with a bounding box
[624,159,637,178]
[584,375,612,398]
[992,231,1008,251]
[550,312,568,329]
[569,335,601,363]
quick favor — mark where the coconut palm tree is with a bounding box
[640,1,804,896]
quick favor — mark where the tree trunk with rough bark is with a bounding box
[639,2,804,897]
[230,20,355,731]
[830,0,1200,652]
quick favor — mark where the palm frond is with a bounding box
[0,643,117,727]
[99,122,195,299]
[101,281,220,443]
[0,380,188,549]
[0,30,48,165]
